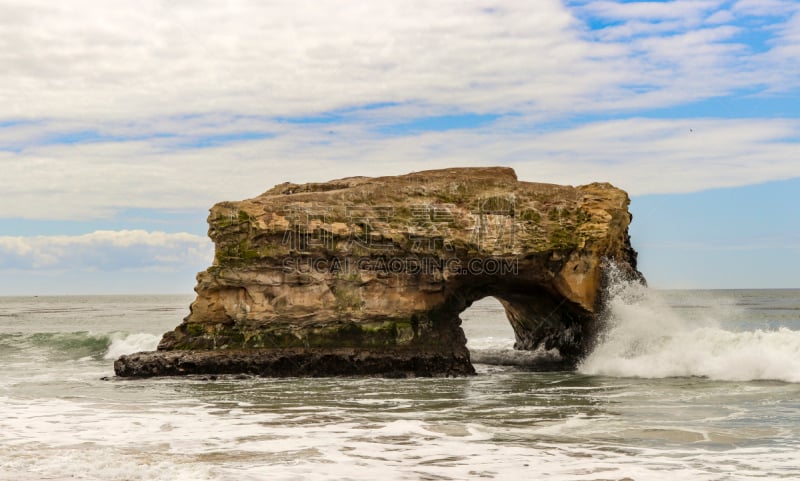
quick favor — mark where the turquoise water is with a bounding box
[0,287,799,480]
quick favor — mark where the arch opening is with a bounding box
[446,277,595,371]
[461,297,515,352]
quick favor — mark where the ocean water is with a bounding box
[1,282,799,480]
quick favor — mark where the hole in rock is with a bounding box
[461,297,515,353]
[460,296,569,370]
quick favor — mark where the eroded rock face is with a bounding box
[115,167,642,377]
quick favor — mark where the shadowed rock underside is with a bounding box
[115,167,642,378]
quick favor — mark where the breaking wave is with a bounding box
[103,333,161,360]
[579,266,800,383]
[0,331,160,361]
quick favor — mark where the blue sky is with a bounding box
[1,0,799,294]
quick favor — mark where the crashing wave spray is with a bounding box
[103,333,161,360]
[579,264,800,382]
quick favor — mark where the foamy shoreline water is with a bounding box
[1,289,799,480]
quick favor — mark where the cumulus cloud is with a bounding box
[0,0,795,120]
[0,0,589,118]
[0,0,799,222]
[1,116,798,221]
[0,230,213,270]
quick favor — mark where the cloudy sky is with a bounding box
[1,0,798,294]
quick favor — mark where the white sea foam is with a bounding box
[103,332,161,360]
[2,295,798,480]
[1,393,796,481]
[580,269,800,382]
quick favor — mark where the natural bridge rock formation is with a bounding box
[116,167,642,377]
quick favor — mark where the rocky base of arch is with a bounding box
[115,347,474,378]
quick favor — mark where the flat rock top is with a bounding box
[262,167,520,198]
[249,167,623,211]
[208,167,630,258]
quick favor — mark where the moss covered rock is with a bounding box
[116,167,642,378]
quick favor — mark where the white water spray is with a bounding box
[103,333,161,360]
[579,266,800,382]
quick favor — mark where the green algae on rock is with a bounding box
[115,167,642,377]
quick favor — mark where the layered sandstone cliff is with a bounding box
[116,167,641,377]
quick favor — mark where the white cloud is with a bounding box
[582,0,722,21]
[753,9,800,92]
[732,0,800,17]
[0,0,794,122]
[0,230,213,270]
[705,10,735,25]
[1,116,799,221]
[0,0,588,118]
[0,1,799,221]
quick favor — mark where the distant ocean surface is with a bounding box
[1,282,799,480]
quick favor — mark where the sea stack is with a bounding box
[115,167,642,377]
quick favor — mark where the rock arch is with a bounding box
[115,167,641,377]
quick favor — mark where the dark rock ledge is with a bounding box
[115,348,473,378]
